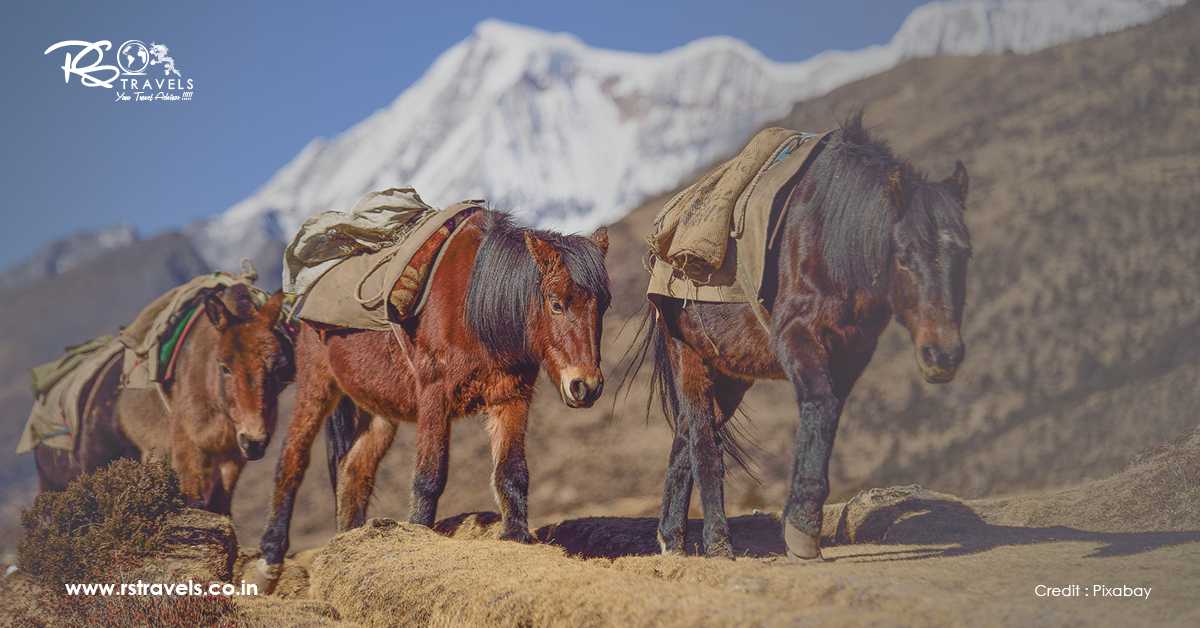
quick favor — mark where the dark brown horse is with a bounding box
[252,211,609,590]
[630,116,971,560]
[34,286,293,515]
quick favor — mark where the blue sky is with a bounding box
[0,1,924,268]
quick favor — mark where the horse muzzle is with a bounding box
[559,370,604,408]
[917,341,964,384]
[238,433,268,460]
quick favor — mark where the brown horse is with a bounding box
[34,286,294,515]
[629,116,971,560]
[253,211,609,589]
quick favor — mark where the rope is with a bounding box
[389,322,424,398]
[353,248,401,307]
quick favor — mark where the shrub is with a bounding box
[18,458,185,585]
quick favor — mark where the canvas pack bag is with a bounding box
[17,336,124,454]
[285,188,483,331]
[647,130,831,328]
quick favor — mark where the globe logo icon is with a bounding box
[117,40,150,75]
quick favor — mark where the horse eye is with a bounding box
[549,300,564,314]
[219,363,232,376]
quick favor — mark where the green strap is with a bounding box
[158,304,200,376]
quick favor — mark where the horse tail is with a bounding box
[324,396,358,495]
[616,301,757,477]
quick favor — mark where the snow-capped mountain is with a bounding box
[188,0,1182,275]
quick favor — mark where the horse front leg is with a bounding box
[209,458,243,516]
[170,432,212,510]
[336,414,396,531]
[486,399,533,543]
[409,389,450,527]
[772,320,840,560]
[252,376,339,593]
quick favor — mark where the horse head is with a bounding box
[523,227,611,408]
[888,162,972,384]
[202,286,293,460]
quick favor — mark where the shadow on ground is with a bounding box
[434,487,1200,562]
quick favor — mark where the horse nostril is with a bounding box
[569,379,588,403]
[921,345,939,367]
[949,344,965,366]
[239,434,267,460]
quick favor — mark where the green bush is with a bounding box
[18,458,185,585]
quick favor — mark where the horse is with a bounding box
[33,285,294,515]
[251,211,610,590]
[629,115,972,560]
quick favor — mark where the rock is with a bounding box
[124,509,238,583]
[831,484,980,545]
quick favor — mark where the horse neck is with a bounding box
[776,176,895,328]
[168,316,221,409]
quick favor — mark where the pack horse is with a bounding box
[631,115,972,559]
[252,191,611,591]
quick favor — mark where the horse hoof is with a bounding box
[784,525,823,561]
[245,558,282,595]
[705,539,735,560]
[499,528,535,544]
[656,530,685,556]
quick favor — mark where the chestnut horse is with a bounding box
[253,211,609,589]
[34,286,294,514]
[630,116,971,560]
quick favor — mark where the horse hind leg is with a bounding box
[657,421,692,554]
[336,413,396,531]
[659,375,751,555]
[668,337,734,558]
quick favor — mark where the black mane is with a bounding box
[466,212,610,366]
[792,113,911,292]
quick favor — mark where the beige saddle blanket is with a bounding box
[118,268,266,390]
[646,128,830,319]
[285,188,483,331]
[17,336,123,454]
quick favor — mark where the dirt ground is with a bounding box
[216,428,1200,627]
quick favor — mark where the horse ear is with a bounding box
[887,166,910,212]
[523,232,561,277]
[259,291,285,325]
[944,160,969,205]
[204,293,234,331]
[223,283,256,319]
[590,227,609,258]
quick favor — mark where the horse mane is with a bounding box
[796,112,914,292]
[466,212,610,366]
[909,178,972,253]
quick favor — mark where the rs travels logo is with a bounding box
[43,39,195,102]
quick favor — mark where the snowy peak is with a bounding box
[892,0,1184,56]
